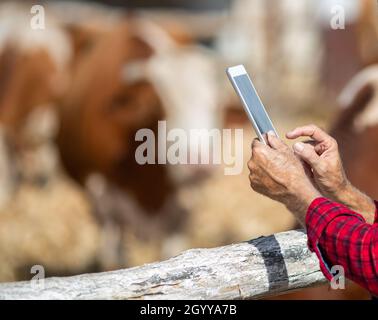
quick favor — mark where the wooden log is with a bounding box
[0,229,326,300]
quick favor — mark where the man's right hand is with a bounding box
[286,124,347,197]
[286,124,376,224]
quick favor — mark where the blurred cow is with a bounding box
[0,2,75,200]
[0,0,221,269]
[0,4,104,281]
[0,4,72,137]
[330,65,378,200]
[56,18,221,268]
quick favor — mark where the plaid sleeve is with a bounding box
[374,200,378,224]
[306,197,378,296]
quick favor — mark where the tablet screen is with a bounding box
[234,74,274,135]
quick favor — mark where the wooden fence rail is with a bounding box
[0,229,326,299]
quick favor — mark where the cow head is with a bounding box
[57,21,173,212]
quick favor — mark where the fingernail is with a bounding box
[267,130,275,136]
[293,142,304,152]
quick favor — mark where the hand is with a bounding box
[248,131,321,225]
[286,124,376,223]
[286,125,347,196]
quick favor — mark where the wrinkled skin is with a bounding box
[248,131,320,225]
[286,124,375,224]
[247,126,375,225]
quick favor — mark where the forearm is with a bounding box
[332,181,376,224]
[285,185,322,227]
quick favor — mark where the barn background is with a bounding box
[0,0,377,300]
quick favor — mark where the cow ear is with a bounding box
[338,80,374,119]
[345,82,374,112]
[331,80,374,131]
[128,36,154,60]
[338,66,378,111]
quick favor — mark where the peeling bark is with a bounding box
[0,229,326,300]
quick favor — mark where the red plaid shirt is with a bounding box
[306,197,378,296]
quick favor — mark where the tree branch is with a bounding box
[0,229,326,300]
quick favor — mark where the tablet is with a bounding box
[226,65,278,144]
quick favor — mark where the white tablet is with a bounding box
[226,65,278,144]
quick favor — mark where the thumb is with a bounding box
[266,130,286,150]
[293,142,320,169]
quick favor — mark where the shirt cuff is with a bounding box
[305,197,366,281]
[374,200,378,224]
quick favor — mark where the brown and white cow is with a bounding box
[0,1,222,270]
[0,3,72,137]
[330,65,378,200]
[55,18,221,268]
[0,2,74,199]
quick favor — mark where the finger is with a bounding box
[303,139,316,147]
[302,140,325,155]
[286,125,330,144]
[251,137,260,147]
[301,140,328,156]
[292,141,321,170]
[251,137,263,151]
[252,138,271,159]
[314,143,327,155]
[266,130,287,150]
